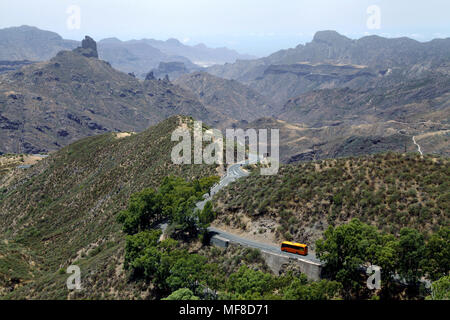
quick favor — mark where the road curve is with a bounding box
[412,136,423,155]
[196,162,249,211]
[156,155,324,265]
[196,156,323,265]
[208,226,322,265]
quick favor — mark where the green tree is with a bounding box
[225,265,274,299]
[117,188,162,234]
[124,230,161,269]
[426,275,450,300]
[369,234,399,297]
[397,227,425,285]
[422,227,450,281]
[199,201,215,226]
[123,230,162,279]
[166,254,208,292]
[283,278,342,300]
[316,219,381,298]
[163,288,200,300]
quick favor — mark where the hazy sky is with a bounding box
[1,0,449,56]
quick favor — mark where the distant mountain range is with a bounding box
[0,36,269,154]
[174,72,275,128]
[207,30,450,104]
[204,31,450,158]
[0,28,448,159]
[0,26,254,78]
[0,26,78,61]
[208,30,450,80]
[0,37,212,154]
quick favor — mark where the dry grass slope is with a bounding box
[213,153,449,250]
[0,116,217,299]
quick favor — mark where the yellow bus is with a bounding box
[281,241,308,256]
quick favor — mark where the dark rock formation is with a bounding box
[0,46,211,154]
[74,36,98,58]
[145,71,155,80]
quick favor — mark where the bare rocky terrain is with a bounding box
[0,37,211,154]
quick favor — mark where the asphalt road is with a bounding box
[196,161,249,211]
[208,226,322,265]
[195,156,323,265]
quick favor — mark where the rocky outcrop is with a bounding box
[145,71,155,80]
[74,36,98,58]
[0,46,211,154]
[150,61,192,80]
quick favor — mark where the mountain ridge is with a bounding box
[0,41,211,154]
[0,26,254,78]
[206,30,450,106]
[0,116,218,299]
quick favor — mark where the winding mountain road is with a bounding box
[208,226,321,264]
[412,136,423,156]
[196,161,250,211]
[196,155,322,265]
[158,155,323,265]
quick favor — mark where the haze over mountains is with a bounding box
[174,72,275,127]
[0,26,254,78]
[208,30,450,80]
[205,30,450,159]
[0,26,449,159]
[0,22,449,301]
[0,37,210,153]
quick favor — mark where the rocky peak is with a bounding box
[73,36,98,58]
[312,30,352,46]
[166,38,182,46]
[145,71,155,80]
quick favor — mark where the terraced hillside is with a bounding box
[0,116,218,299]
[212,153,449,250]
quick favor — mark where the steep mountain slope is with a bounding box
[239,69,449,163]
[213,153,449,250]
[0,26,78,61]
[140,38,255,66]
[207,31,450,105]
[0,26,253,78]
[149,61,203,81]
[267,31,450,71]
[270,74,450,161]
[0,116,219,299]
[247,63,380,105]
[0,40,210,154]
[208,31,450,82]
[279,75,450,127]
[174,72,276,128]
[0,60,34,75]
[97,38,200,78]
[245,117,449,163]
